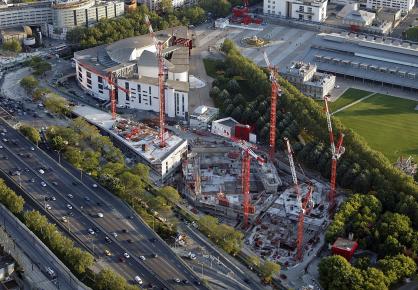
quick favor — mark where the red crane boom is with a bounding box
[145,15,166,147]
[76,62,130,120]
[264,52,282,160]
[232,137,265,227]
[324,95,345,215]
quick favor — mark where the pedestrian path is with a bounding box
[332,93,376,115]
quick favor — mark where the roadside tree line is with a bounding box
[208,39,418,286]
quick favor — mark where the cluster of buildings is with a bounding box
[263,0,328,22]
[0,0,196,41]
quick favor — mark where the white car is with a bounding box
[123,252,130,259]
[97,212,103,218]
[111,232,118,238]
[67,194,74,199]
[61,216,68,223]
[30,147,35,151]
[174,278,181,283]
[45,204,51,210]
[134,276,143,285]
[0,145,3,149]
[40,181,47,187]
[38,169,45,174]
[92,183,98,188]
[66,204,72,210]
[51,196,56,201]
[88,228,95,235]
[139,255,146,261]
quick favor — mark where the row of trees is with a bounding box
[0,179,24,214]
[247,255,281,284]
[67,5,205,49]
[211,39,418,285]
[319,254,416,290]
[197,215,244,255]
[19,124,41,145]
[1,39,22,53]
[46,119,179,238]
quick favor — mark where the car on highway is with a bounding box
[152,253,158,258]
[111,232,118,238]
[105,236,111,243]
[0,145,3,149]
[122,229,128,233]
[52,181,58,186]
[2,138,8,142]
[61,217,68,223]
[182,279,189,284]
[45,204,52,210]
[134,276,143,285]
[30,147,35,151]
[280,274,287,279]
[67,194,73,199]
[139,255,146,261]
[30,178,35,183]
[51,196,56,201]
[127,239,133,243]
[40,181,47,187]
[174,278,181,283]
[97,212,103,218]
[84,196,90,202]
[104,250,112,256]
[66,204,72,210]
[38,169,45,174]
[92,183,98,188]
[123,252,130,259]
[88,228,95,235]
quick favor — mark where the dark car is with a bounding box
[72,181,78,186]
[122,229,128,233]
[150,238,156,243]
[104,236,111,243]
[127,239,133,243]
[96,202,102,206]
[119,257,125,263]
[152,253,158,258]
[182,280,189,284]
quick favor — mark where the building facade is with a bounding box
[263,0,327,22]
[0,0,124,39]
[366,0,415,12]
[74,28,191,119]
[143,0,197,11]
[282,61,335,98]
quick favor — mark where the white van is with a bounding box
[134,276,143,284]
[45,267,56,278]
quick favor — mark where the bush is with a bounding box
[2,39,22,53]
[19,124,40,145]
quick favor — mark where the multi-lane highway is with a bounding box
[0,119,205,289]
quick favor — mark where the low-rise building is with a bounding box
[264,0,327,22]
[0,25,31,43]
[281,61,335,98]
[211,117,239,138]
[143,0,197,11]
[189,105,219,129]
[366,0,415,13]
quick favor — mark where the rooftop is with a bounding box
[72,105,186,164]
[190,105,219,123]
[332,237,358,250]
[213,117,239,128]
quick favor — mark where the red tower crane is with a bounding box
[324,95,345,215]
[264,52,282,160]
[232,137,265,227]
[145,15,166,148]
[284,137,313,261]
[76,62,130,120]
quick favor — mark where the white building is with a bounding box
[263,0,327,22]
[189,105,219,128]
[0,0,124,39]
[143,0,197,10]
[366,0,415,12]
[211,117,239,138]
[74,27,191,119]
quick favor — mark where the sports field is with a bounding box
[332,90,418,162]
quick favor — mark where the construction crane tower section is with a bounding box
[264,52,282,160]
[145,15,166,148]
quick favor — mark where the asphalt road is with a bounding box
[0,119,204,290]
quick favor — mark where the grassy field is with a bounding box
[333,92,418,162]
[330,88,372,111]
[203,58,222,78]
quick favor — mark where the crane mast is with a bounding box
[324,95,345,215]
[232,137,265,227]
[145,15,166,147]
[264,52,282,160]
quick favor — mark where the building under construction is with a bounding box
[73,105,187,181]
[182,144,281,223]
[247,180,328,265]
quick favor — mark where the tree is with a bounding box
[64,146,83,168]
[44,94,69,115]
[160,0,173,13]
[80,150,101,176]
[0,179,24,214]
[259,260,280,284]
[378,254,417,285]
[361,268,388,290]
[197,215,219,236]
[96,268,138,290]
[319,255,364,290]
[51,135,67,151]
[2,39,22,53]
[159,186,180,204]
[32,87,50,101]
[19,124,40,145]
[20,76,38,94]
[130,163,150,182]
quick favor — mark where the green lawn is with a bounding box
[203,58,222,78]
[334,93,418,162]
[405,26,418,42]
[330,88,372,111]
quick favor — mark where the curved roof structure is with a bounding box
[105,34,157,64]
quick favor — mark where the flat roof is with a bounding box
[332,237,358,250]
[72,105,186,164]
[214,117,239,128]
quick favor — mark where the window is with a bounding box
[182,95,184,113]
[299,5,304,11]
[308,15,312,20]
[78,72,82,79]
[98,76,103,83]
[137,84,141,103]
[175,93,179,113]
[308,7,312,12]
[98,84,103,90]
[86,71,91,78]
[87,79,92,85]
[299,14,303,20]
[125,82,129,101]
[149,94,152,106]
[149,86,151,94]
